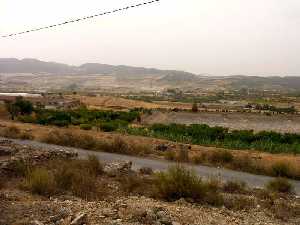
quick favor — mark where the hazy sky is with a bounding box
[1,0,300,76]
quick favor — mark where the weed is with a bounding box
[0,125,20,138]
[25,168,55,196]
[266,178,294,194]
[80,124,93,130]
[223,180,247,194]
[139,167,154,175]
[154,165,207,202]
[164,151,176,161]
[209,150,233,164]
[271,162,292,178]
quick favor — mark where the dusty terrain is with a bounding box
[75,96,164,110]
[143,111,300,134]
[1,141,299,225]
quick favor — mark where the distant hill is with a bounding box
[0,58,194,77]
[0,58,76,74]
[1,58,300,92]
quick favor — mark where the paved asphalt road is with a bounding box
[5,138,300,195]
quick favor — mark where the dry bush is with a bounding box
[177,148,189,162]
[19,132,34,140]
[24,168,56,196]
[70,170,98,199]
[271,162,293,178]
[164,151,176,161]
[0,125,34,140]
[131,143,152,156]
[9,160,30,177]
[223,180,247,194]
[86,155,103,175]
[266,178,294,194]
[0,125,20,138]
[231,155,265,175]
[119,173,156,196]
[42,130,106,151]
[154,165,206,201]
[209,150,233,164]
[53,157,102,198]
[109,136,130,154]
[192,154,206,164]
[22,157,104,199]
[154,165,223,206]
[139,167,154,175]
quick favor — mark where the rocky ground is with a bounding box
[0,140,299,225]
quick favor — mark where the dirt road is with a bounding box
[4,137,300,195]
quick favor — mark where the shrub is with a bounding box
[139,167,154,175]
[86,155,103,175]
[18,115,36,123]
[109,136,130,154]
[53,158,101,198]
[71,170,97,199]
[164,151,176,161]
[177,146,189,162]
[266,178,294,194]
[9,160,30,177]
[223,180,246,193]
[154,165,207,202]
[131,143,152,156]
[25,168,55,196]
[19,131,34,140]
[119,174,155,196]
[0,125,20,138]
[271,162,292,178]
[80,124,93,130]
[42,130,98,150]
[54,163,74,190]
[100,122,119,132]
[209,150,233,164]
[192,154,205,164]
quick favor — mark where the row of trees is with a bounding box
[5,97,34,120]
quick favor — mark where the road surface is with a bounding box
[4,137,300,195]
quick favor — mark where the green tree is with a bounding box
[5,101,19,120]
[14,96,33,115]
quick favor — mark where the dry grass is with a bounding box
[271,162,294,178]
[24,168,56,196]
[209,150,233,164]
[223,180,247,194]
[23,157,103,199]
[154,165,223,206]
[0,125,33,140]
[139,167,154,175]
[266,178,294,194]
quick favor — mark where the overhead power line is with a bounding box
[1,0,160,38]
